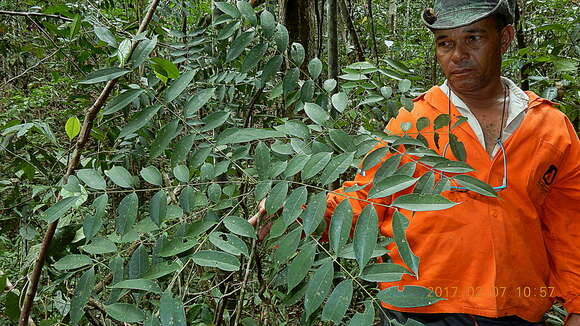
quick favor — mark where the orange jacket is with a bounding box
[324,86,580,322]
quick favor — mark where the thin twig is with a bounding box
[0,10,73,21]
[2,49,61,87]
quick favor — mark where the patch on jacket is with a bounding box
[540,164,558,187]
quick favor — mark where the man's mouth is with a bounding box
[451,69,473,76]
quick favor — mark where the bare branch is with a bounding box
[0,10,73,22]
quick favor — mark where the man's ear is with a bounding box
[500,25,515,54]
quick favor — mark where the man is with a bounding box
[251,0,580,325]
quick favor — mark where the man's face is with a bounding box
[433,17,510,94]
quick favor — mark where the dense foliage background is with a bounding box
[1,0,578,325]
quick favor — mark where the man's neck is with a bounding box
[450,77,505,111]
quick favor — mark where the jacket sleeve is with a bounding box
[541,116,580,314]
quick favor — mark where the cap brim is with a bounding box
[422,1,511,30]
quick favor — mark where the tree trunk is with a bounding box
[327,0,338,82]
[338,0,365,62]
[284,0,316,68]
[514,0,530,90]
[367,0,379,67]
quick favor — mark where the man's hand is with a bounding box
[566,314,580,326]
[248,198,266,226]
[248,199,275,241]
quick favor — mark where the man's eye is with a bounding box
[469,36,481,41]
[438,41,450,47]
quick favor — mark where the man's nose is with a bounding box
[450,43,469,63]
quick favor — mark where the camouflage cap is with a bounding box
[422,0,515,30]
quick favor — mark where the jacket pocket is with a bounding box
[527,139,564,206]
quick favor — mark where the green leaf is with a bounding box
[452,175,498,197]
[254,180,272,201]
[65,116,81,140]
[106,166,134,188]
[302,151,332,180]
[129,244,149,278]
[414,171,436,194]
[284,154,310,177]
[192,250,240,271]
[348,301,374,326]
[272,227,301,265]
[261,55,283,86]
[69,15,80,39]
[94,25,117,47]
[329,199,352,254]
[242,43,268,72]
[329,129,355,152]
[160,291,187,326]
[215,1,240,17]
[118,104,162,139]
[165,70,196,102]
[217,21,241,40]
[116,192,138,235]
[432,161,474,173]
[323,79,337,92]
[304,261,334,319]
[70,267,95,325]
[362,147,388,171]
[143,261,180,279]
[434,114,450,130]
[105,303,146,323]
[368,175,418,199]
[149,190,167,226]
[209,232,249,257]
[103,89,145,115]
[41,196,79,223]
[201,110,230,131]
[158,236,197,257]
[308,58,323,79]
[151,57,180,79]
[283,67,300,94]
[449,134,467,161]
[140,166,162,186]
[171,135,195,165]
[290,42,305,65]
[274,24,289,52]
[373,155,403,183]
[150,120,179,158]
[227,31,255,62]
[361,263,408,282]
[237,1,257,25]
[392,211,420,277]
[319,152,354,185]
[54,254,93,270]
[282,186,308,225]
[79,67,130,84]
[392,194,458,211]
[185,88,215,117]
[321,279,353,324]
[111,278,161,293]
[254,141,270,180]
[217,127,284,144]
[173,165,190,182]
[117,38,132,65]
[398,79,412,92]
[81,237,117,255]
[304,102,330,126]
[287,241,316,292]
[265,181,288,215]
[260,10,276,38]
[377,285,444,308]
[353,204,379,271]
[302,192,327,235]
[331,92,348,113]
[224,216,256,239]
[131,36,157,68]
